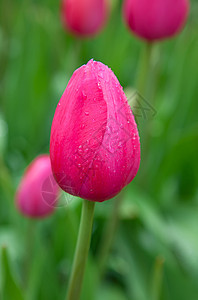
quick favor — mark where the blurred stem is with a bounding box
[66,199,95,300]
[136,42,154,95]
[25,219,35,288]
[97,194,122,278]
[65,38,82,74]
[137,42,155,151]
[136,42,160,185]
[150,256,164,300]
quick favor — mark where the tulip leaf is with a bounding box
[1,247,24,300]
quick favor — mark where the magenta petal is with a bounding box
[50,60,141,202]
[123,0,189,41]
[61,0,109,37]
[16,155,59,218]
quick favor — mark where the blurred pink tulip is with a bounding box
[50,60,140,202]
[123,0,189,41]
[16,155,59,218]
[61,0,109,37]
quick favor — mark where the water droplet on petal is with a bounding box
[85,111,89,116]
[97,82,101,89]
[82,90,87,100]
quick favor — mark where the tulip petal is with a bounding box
[123,0,189,41]
[50,60,140,202]
[61,0,109,37]
[16,155,59,218]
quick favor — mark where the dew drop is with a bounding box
[84,111,89,116]
[82,90,87,100]
[97,82,102,90]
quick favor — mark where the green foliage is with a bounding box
[0,247,24,300]
[0,0,198,299]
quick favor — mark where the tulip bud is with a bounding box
[123,0,189,41]
[16,155,59,218]
[50,60,140,202]
[61,0,109,37]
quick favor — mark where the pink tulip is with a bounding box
[50,60,140,202]
[61,0,109,37]
[123,0,189,41]
[16,155,59,218]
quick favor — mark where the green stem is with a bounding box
[136,42,154,95]
[136,42,160,185]
[66,199,95,300]
[137,42,155,153]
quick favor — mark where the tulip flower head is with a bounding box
[123,0,189,41]
[50,60,140,202]
[16,155,59,218]
[61,0,109,37]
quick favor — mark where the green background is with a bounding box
[0,0,198,299]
